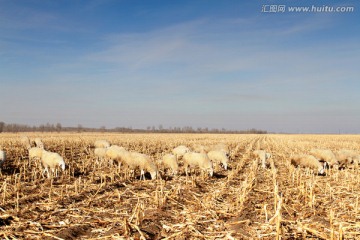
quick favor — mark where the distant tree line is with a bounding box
[0,121,267,134]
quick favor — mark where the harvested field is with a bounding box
[0,133,360,239]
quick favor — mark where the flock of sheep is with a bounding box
[0,137,359,179]
[290,148,360,175]
[19,136,66,178]
[93,140,230,179]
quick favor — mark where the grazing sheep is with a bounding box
[253,150,271,169]
[20,136,31,150]
[161,154,179,175]
[335,149,360,167]
[207,150,229,170]
[192,145,209,153]
[94,140,111,148]
[309,149,339,167]
[0,148,6,169]
[41,150,65,178]
[183,152,213,177]
[125,152,158,180]
[210,143,229,155]
[34,138,44,149]
[172,145,190,160]
[192,143,229,155]
[28,147,44,164]
[291,154,325,174]
[105,145,127,165]
[94,147,108,164]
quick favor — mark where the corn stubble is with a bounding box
[0,133,359,239]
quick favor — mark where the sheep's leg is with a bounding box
[261,157,266,169]
[140,169,145,180]
[43,167,50,178]
[42,167,47,178]
[223,161,228,170]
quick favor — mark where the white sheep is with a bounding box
[309,149,339,167]
[41,150,65,178]
[192,143,229,155]
[183,152,213,177]
[161,153,179,175]
[20,136,31,150]
[335,149,360,167]
[34,138,44,149]
[253,150,271,169]
[28,147,44,167]
[124,152,158,180]
[105,145,127,165]
[290,154,325,175]
[0,148,6,169]
[94,147,108,165]
[207,150,229,170]
[192,145,209,153]
[210,143,229,155]
[94,140,111,148]
[172,145,190,160]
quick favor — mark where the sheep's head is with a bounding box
[59,160,66,171]
[147,161,158,180]
[150,171,157,180]
[223,162,228,170]
[318,162,328,175]
[208,167,214,177]
[206,161,214,177]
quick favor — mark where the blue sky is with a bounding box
[0,0,359,133]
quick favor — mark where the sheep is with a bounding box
[290,154,325,175]
[309,149,339,167]
[28,147,44,167]
[192,143,229,155]
[94,147,108,165]
[161,154,179,175]
[210,143,229,155]
[192,145,209,153]
[94,140,111,148]
[0,148,6,169]
[124,152,158,180]
[34,138,44,149]
[183,152,213,177]
[172,145,190,160]
[105,145,127,165]
[335,149,360,167]
[40,150,65,178]
[207,150,229,170]
[20,136,31,150]
[253,150,272,169]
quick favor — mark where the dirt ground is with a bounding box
[0,133,360,239]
